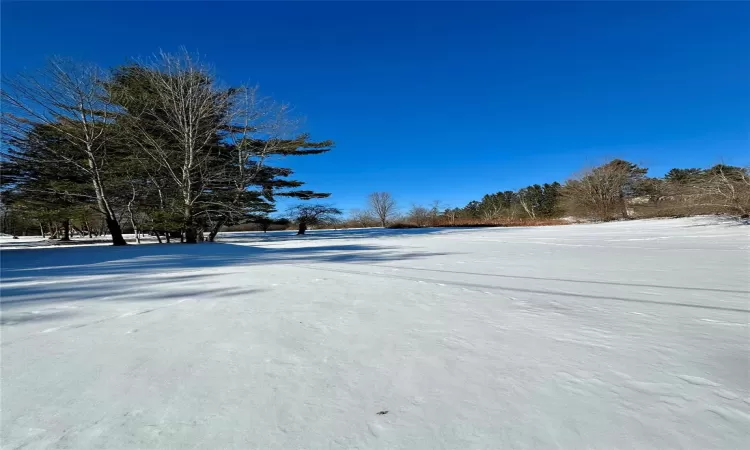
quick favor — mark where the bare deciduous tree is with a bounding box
[444,207,458,225]
[1,58,128,245]
[116,52,332,243]
[517,191,536,219]
[407,204,431,227]
[428,200,442,226]
[700,165,750,216]
[563,159,647,220]
[122,50,234,243]
[368,192,397,227]
[349,208,377,228]
[480,200,504,220]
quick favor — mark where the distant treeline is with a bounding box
[445,160,750,223]
[336,160,750,230]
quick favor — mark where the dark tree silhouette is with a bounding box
[287,204,342,235]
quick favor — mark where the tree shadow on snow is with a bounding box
[218,227,456,244]
[0,242,448,281]
[0,242,449,312]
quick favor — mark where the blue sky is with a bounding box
[3,1,748,212]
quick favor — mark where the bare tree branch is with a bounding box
[368,192,397,227]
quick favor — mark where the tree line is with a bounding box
[1,51,333,244]
[3,54,747,242]
[341,160,749,229]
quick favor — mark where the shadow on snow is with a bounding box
[0,239,450,312]
[217,226,455,244]
[1,241,448,281]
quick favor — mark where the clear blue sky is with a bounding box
[3,1,748,212]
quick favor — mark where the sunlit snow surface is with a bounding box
[1,217,748,449]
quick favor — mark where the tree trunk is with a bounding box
[209,192,241,242]
[71,225,85,237]
[183,204,198,243]
[208,215,227,242]
[520,199,535,219]
[128,215,140,244]
[102,212,123,242]
[39,222,45,237]
[48,221,57,239]
[106,218,127,246]
[83,218,92,238]
[184,227,197,243]
[89,159,126,245]
[154,230,163,244]
[621,201,630,219]
[297,222,307,235]
[60,219,71,241]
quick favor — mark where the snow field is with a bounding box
[1,217,748,449]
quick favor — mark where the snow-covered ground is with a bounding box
[1,217,748,449]
[0,234,156,249]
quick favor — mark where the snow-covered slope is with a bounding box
[1,217,748,449]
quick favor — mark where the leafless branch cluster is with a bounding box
[670,166,750,216]
[1,58,127,244]
[562,159,643,220]
[367,192,397,227]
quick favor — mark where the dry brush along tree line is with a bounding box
[1,50,332,244]
[342,161,749,229]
